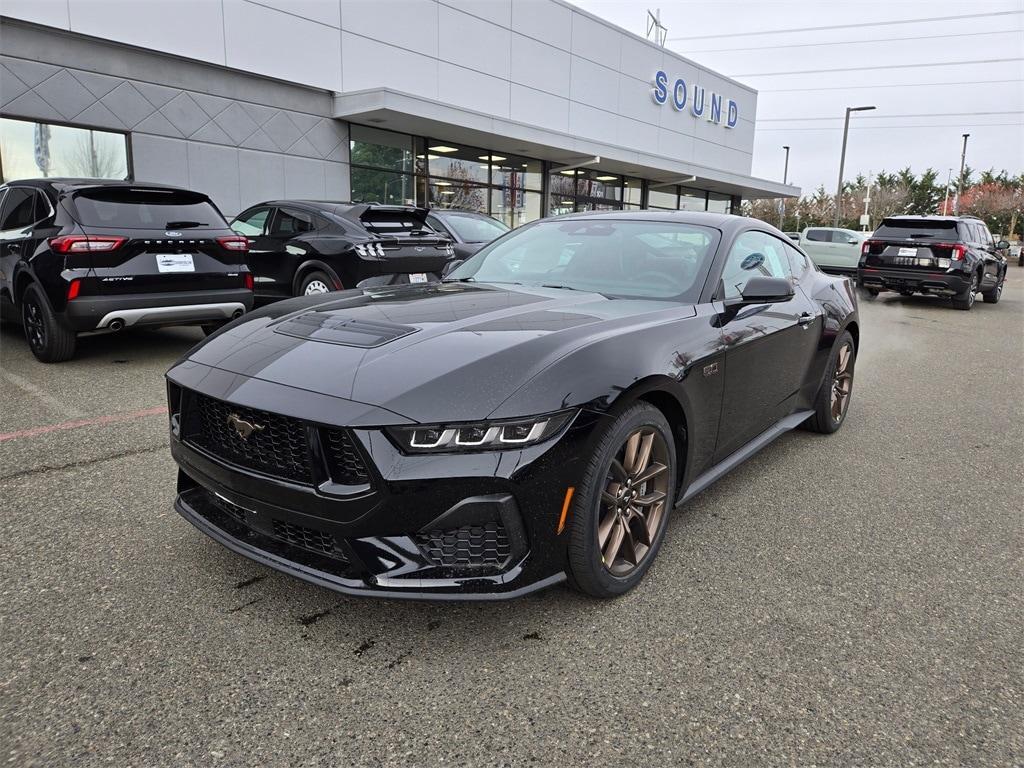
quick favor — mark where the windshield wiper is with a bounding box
[442,277,476,283]
[541,283,580,291]
[165,220,208,228]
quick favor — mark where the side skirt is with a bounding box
[677,409,813,506]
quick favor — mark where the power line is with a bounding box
[667,10,1022,41]
[682,28,1013,54]
[732,57,1023,78]
[756,122,1023,132]
[758,78,1023,93]
[759,111,1024,123]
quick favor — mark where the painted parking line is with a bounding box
[1,369,87,419]
[0,406,167,442]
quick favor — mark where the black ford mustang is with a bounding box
[167,211,859,600]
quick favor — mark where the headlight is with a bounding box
[386,411,575,453]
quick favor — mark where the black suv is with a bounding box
[859,215,1008,310]
[0,179,253,362]
[230,201,455,301]
[424,209,510,259]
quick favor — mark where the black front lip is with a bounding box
[174,488,565,601]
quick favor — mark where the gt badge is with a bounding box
[226,413,264,440]
[703,362,719,377]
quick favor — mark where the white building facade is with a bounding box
[0,0,798,221]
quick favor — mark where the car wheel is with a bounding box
[21,284,76,363]
[568,403,676,598]
[981,271,1004,304]
[898,289,914,297]
[803,330,855,434]
[298,271,335,297]
[951,271,978,311]
[862,287,879,298]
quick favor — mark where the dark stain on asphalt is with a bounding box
[386,653,411,669]
[234,575,266,589]
[77,654,93,663]
[427,620,443,631]
[112,359,130,364]
[354,639,376,656]
[523,632,541,641]
[299,608,332,626]
[340,677,354,687]
[0,445,164,482]
[227,597,263,613]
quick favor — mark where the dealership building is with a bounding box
[0,1,798,224]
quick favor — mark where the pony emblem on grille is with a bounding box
[226,413,265,440]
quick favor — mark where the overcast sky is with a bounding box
[574,0,1024,195]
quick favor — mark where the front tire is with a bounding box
[298,270,336,297]
[21,284,76,363]
[568,403,676,598]
[804,330,855,434]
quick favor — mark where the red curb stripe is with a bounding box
[0,406,167,442]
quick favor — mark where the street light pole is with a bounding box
[833,105,875,227]
[942,167,953,216]
[955,133,969,214]
[779,145,790,229]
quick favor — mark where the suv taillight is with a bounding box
[244,272,254,291]
[861,239,878,256]
[951,244,967,261]
[216,235,249,252]
[66,279,81,301]
[49,235,126,253]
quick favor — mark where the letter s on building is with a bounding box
[652,70,668,105]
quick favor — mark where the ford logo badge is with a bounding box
[165,230,182,237]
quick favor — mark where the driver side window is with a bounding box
[232,207,270,237]
[720,231,792,299]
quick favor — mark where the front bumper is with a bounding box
[64,288,254,331]
[858,267,970,296]
[167,381,606,600]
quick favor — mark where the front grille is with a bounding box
[272,519,337,556]
[415,522,512,571]
[323,429,370,485]
[186,393,313,483]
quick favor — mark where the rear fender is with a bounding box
[292,260,345,295]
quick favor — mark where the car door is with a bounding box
[974,222,1001,287]
[801,228,833,267]
[833,230,863,271]
[713,229,822,461]
[262,206,319,297]
[232,206,275,297]
[0,187,38,301]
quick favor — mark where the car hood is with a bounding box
[188,282,694,422]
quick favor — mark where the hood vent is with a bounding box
[273,313,417,348]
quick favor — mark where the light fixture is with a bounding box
[595,175,617,181]
[429,145,459,153]
[440,191,454,195]
[415,154,439,160]
[477,154,506,162]
[560,169,584,176]
[434,181,452,186]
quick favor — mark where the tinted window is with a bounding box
[0,187,35,230]
[232,207,271,236]
[270,208,314,236]
[1,117,128,182]
[448,219,720,302]
[438,213,509,243]
[361,210,432,236]
[720,230,792,299]
[73,188,225,230]
[805,229,830,242]
[784,240,810,275]
[875,219,958,240]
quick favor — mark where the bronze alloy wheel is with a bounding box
[598,427,670,576]
[831,341,854,423]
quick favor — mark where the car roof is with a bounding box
[882,215,978,222]
[547,208,753,233]
[1,178,197,194]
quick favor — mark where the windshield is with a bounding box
[874,219,958,240]
[447,218,721,301]
[72,188,225,230]
[442,213,510,243]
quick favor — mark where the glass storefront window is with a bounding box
[490,188,543,228]
[647,187,678,210]
[0,117,129,182]
[349,124,414,173]
[351,167,416,205]
[679,189,707,211]
[707,192,733,214]
[428,180,489,212]
[578,169,622,202]
[426,141,489,185]
[623,177,643,207]
[492,156,543,192]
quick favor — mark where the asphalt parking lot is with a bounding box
[2,275,1022,767]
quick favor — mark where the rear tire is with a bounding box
[981,271,1004,304]
[803,330,855,434]
[951,271,978,311]
[298,270,336,297]
[568,403,676,598]
[21,284,76,363]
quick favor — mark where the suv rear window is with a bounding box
[72,188,226,230]
[874,219,958,240]
[360,210,431,236]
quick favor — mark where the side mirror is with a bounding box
[996,240,1009,250]
[846,237,859,245]
[441,259,464,278]
[728,276,795,306]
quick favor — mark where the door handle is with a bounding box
[797,312,815,327]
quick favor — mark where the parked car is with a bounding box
[167,211,859,600]
[230,201,455,301]
[859,215,1008,310]
[797,227,868,274]
[0,179,253,362]
[784,231,801,242]
[424,209,510,259]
